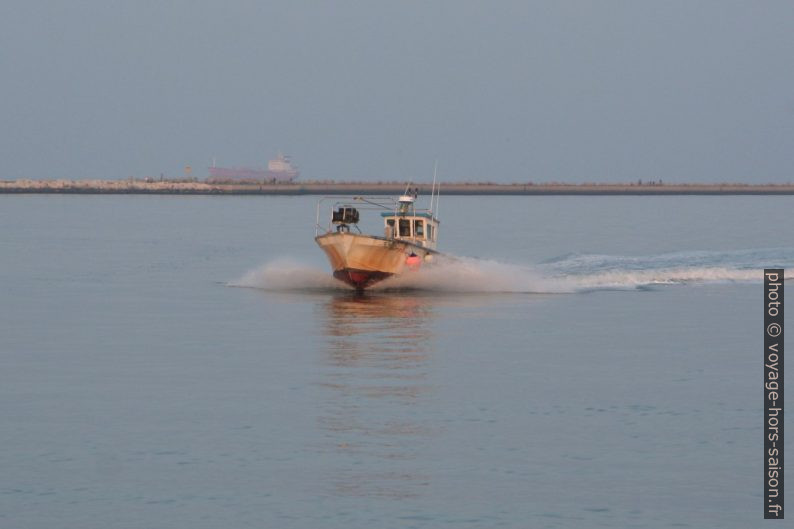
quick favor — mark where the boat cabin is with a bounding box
[381,195,439,250]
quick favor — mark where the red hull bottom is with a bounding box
[333,268,393,289]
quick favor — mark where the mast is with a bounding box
[433,162,440,219]
[435,180,440,220]
[430,160,438,216]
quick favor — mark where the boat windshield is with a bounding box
[398,219,411,237]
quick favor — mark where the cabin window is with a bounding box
[414,220,424,238]
[427,224,434,241]
[386,218,395,227]
[398,219,411,237]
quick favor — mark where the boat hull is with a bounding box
[315,232,433,289]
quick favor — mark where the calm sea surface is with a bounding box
[1,195,792,528]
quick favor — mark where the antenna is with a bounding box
[212,156,216,168]
[430,160,438,214]
[435,178,440,220]
[433,162,440,218]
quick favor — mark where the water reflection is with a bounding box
[316,292,436,499]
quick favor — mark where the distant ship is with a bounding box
[207,153,299,182]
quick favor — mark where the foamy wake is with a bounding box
[229,248,793,294]
[229,258,347,291]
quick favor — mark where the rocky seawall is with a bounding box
[2,179,794,195]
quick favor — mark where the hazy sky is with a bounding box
[1,1,793,183]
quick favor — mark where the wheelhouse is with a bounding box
[381,195,439,250]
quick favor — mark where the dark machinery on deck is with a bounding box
[332,206,359,232]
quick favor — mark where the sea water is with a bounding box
[1,194,792,528]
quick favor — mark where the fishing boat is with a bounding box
[315,186,441,290]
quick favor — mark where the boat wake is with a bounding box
[230,258,345,292]
[230,248,793,294]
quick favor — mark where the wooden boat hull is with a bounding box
[315,232,434,289]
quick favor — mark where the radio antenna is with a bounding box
[430,159,438,214]
[433,162,440,218]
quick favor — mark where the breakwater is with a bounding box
[2,179,794,195]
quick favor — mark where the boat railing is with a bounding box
[314,195,437,237]
[315,196,398,236]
